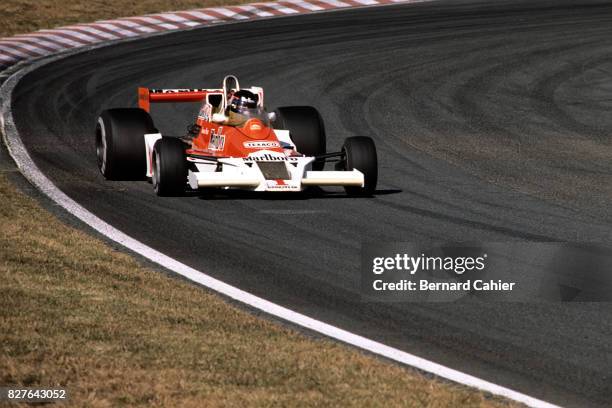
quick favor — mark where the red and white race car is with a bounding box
[95,75,377,196]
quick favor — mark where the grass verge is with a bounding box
[0,0,254,37]
[1,2,517,406]
[0,172,516,407]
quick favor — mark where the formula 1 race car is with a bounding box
[95,75,377,196]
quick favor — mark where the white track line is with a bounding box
[0,2,562,408]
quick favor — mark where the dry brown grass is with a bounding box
[0,0,254,38]
[1,2,518,407]
[0,172,517,407]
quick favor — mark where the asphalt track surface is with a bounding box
[10,1,612,406]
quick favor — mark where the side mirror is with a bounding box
[212,113,228,123]
[186,124,201,136]
[267,111,277,122]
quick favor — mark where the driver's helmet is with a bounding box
[228,90,258,114]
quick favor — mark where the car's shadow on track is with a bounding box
[185,188,402,201]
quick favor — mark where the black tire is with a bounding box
[96,108,155,180]
[342,136,378,196]
[152,138,187,196]
[273,106,326,170]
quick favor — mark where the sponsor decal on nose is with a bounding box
[243,141,281,148]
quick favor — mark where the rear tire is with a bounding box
[273,106,326,170]
[152,138,187,196]
[342,136,378,196]
[96,108,154,180]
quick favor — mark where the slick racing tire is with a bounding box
[152,137,187,196]
[273,106,326,170]
[341,136,378,196]
[96,108,155,180]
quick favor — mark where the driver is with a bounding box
[224,90,259,127]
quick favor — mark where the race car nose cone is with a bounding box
[241,119,269,139]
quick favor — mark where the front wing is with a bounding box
[187,153,363,192]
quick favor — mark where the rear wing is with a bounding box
[137,85,265,112]
[138,88,218,112]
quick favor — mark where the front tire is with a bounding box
[152,138,187,196]
[273,106,326,170]
[342,136,378,196]
[96,108,154,180]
